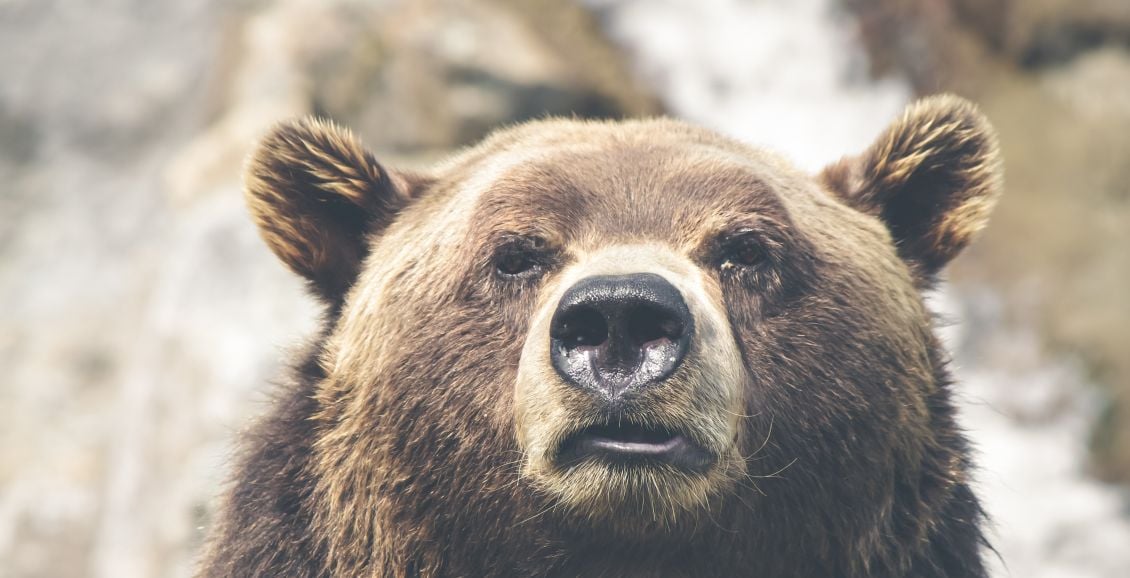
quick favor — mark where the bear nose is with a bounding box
[549,273,693,400]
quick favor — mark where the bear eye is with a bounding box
[494,237,549,279]
[719,231,767,271]
[496,252,539,276]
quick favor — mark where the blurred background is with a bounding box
[1,0,1128,576]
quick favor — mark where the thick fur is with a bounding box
[819,95,1003,280]
[243,118,426,302]
[201,95,1002,577]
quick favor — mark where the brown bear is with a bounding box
[199,95,1002,577]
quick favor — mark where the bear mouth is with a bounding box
[556,422,714,472]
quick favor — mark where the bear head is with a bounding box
[239,95,1001,574]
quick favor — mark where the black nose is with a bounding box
[550,273,693,400]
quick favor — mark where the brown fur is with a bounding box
[819,95,1003,281]
[201,95,1002,577]
[243,118,429,302]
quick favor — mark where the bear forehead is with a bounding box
[434,118,816,246]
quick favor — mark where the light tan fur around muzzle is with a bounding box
[515,244,746,525]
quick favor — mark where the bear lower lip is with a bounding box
[558,423,714,472]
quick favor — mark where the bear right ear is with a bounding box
[819,95,1003,281]
[244,117,425,302]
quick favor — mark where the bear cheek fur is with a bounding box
[729,175,944,567]
[306,192,552,573]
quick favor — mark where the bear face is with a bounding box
[211,96,1001,577]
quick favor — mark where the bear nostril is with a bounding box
[625,305,684,348]
[551,306,608,348]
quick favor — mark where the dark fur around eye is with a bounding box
[710,227,818,306]
[493,236,553,279]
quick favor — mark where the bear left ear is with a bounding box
[244,117,426,303]
[820,95,1003,279]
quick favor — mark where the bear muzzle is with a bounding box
[547,273,713,471]
[515,244,745,515]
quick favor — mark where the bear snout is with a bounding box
[513,245,747,521]
[549,273,694,402]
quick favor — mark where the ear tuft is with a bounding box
[821,95,1003,278]
[245,117,418,302]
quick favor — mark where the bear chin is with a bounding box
[527,421,745,533]
[538,460,729,531]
